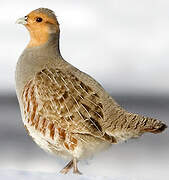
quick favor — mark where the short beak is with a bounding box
[16,17,27,25]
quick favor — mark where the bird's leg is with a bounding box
[73,158,82,175]
[60,160,73,174]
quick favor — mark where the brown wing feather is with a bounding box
[22,67,115,143]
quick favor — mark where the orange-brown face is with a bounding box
[17,10,59,48]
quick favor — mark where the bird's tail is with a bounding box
[105,109,167,143]
[141,117,167,134]
[124,112,168,135]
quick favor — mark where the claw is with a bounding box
[73,169,82,175]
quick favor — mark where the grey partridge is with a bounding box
[15,8,167,174]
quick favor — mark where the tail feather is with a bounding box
[105,110,167,143]
[125,112,167,134]
[143,121,167,134]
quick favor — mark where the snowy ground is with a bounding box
[0,170,147,180]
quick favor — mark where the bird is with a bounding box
[15,8,167,175]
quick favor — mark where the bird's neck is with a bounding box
[27,32,61,56]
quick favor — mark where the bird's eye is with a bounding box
[36,17,43,22]
[24,16,28,21]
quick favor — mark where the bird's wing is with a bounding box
[22,67,114,142]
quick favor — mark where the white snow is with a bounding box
[0,170,144,180]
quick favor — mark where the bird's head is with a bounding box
[16,8,60,48]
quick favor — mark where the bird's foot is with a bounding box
[60,160,73,174]
[73,169,82,175]
[60,158,82,175]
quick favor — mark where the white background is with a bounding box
[0,0,169,95]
